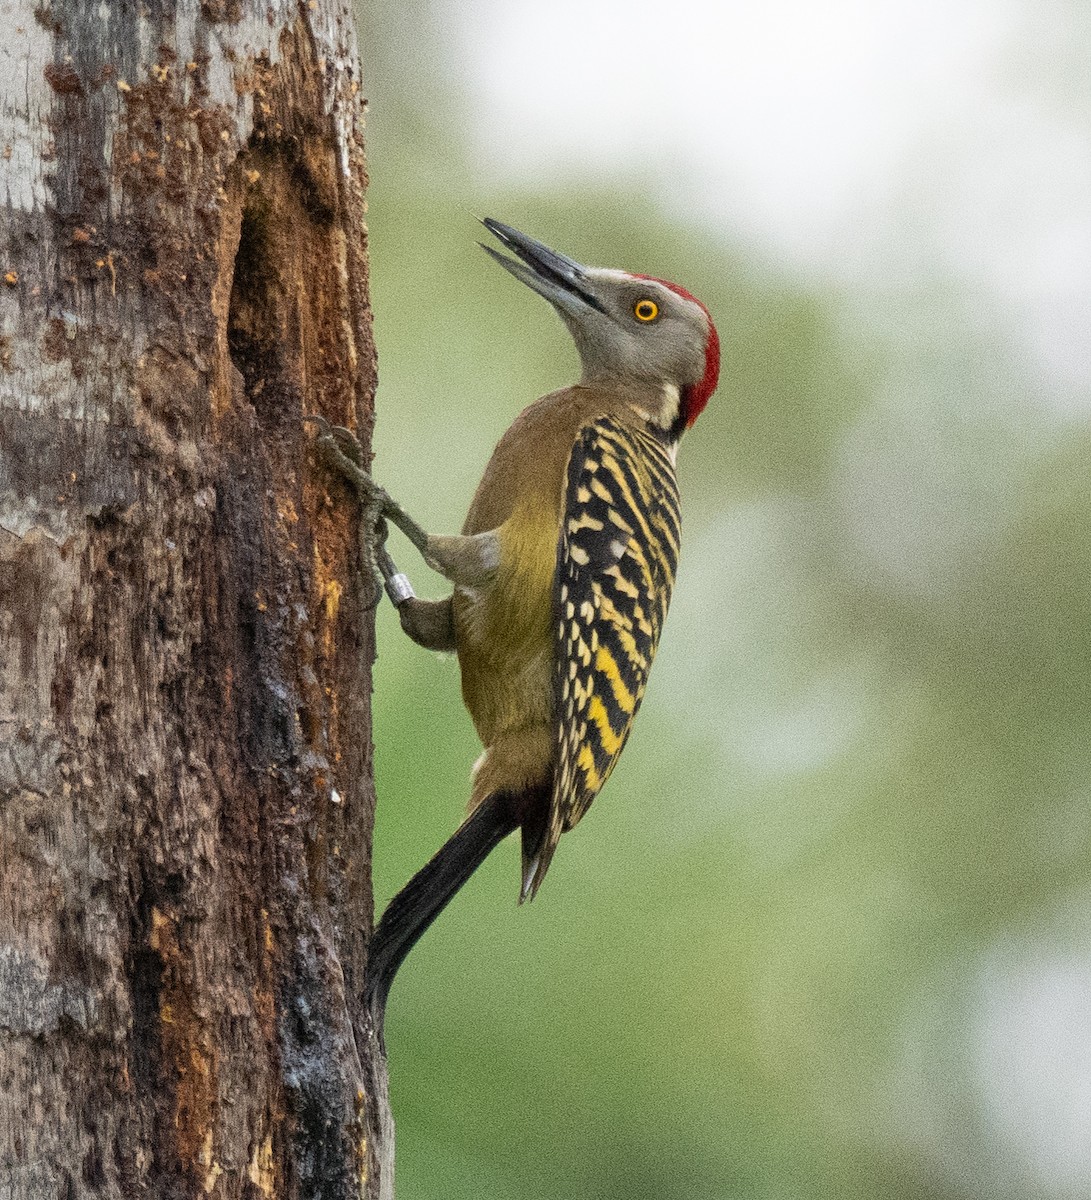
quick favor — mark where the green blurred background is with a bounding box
[354,1,1091,1196]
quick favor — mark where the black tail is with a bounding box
[365,792,519,1041]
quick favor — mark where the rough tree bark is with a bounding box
[0,1,393,1196]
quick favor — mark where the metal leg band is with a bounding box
[385,572,416,606]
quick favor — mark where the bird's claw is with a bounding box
[305,413,363,459]
[307,415,384,511]
[306,415,399,609]
[363,517,393,609]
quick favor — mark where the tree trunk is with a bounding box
[0,1,392,1195]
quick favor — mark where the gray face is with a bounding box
[480,219,711,412]
[555,268,710,395]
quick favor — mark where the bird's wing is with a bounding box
[523,415,680,898]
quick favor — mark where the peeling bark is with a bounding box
[0,1,390,1195]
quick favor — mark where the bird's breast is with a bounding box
[454,494,559,747]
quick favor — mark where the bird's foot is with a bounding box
[308,415,382,506]
[307,415,418,609]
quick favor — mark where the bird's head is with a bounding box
[481,218,720,439]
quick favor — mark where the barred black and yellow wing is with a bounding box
[523,415,680,898]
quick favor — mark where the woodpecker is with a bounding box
[315,219,720,1040]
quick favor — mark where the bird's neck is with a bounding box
[578,374,686,443]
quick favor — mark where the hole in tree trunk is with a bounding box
[227,178,292,428]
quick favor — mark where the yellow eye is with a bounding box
[634,298,659,322]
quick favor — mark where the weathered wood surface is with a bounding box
[0,0,389,1194]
